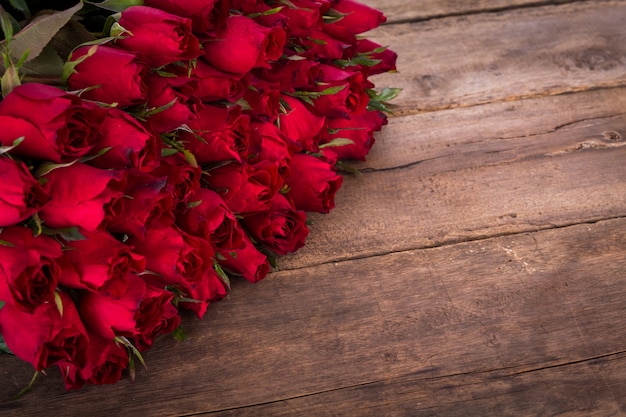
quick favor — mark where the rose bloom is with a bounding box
[350,39,398,76]
[0,292,89,372]
[88,106,160,170]
[0,157,49,227]
[39,162,125,231]
[149,153,202,203]
[285,153,343,213]
[58,230,146,296]
[243,193,309,255]
[322,0,386,43]
[144,0,229,34]
[321,110,387,160]
[116,6,202,67]
[247,121,292,177]
[0,83,106,162]
[180,104,251,164]
[217,233,270,283]
[67,45,148,107]
[58,333,129,390]
[172,58,247,102]
[278,95,326,152]
[204,160,283,214]
[203,15,286,74]
[143,73,196,134]
[0,226,62,313]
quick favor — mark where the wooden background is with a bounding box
[2,0,626,415]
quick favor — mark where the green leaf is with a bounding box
[319,138,355,149]
[0,2,84,66]
[171,326,187,343]
[0,136,23,155]
[63,44,98,82]
[161,148,178,157]
[0,5,15,41]
[7,0,31,19]
[213,262,231,291]
[54,291,63,317]
[35,159,79,178]
[1,60,20,97]
[323,8,348,24]
[42,226,86,241]
[186,200,203,209]
[335,160,362,176]
[0,300,4,309]
[115,336,147,369]
[85,0,144,13]
[247,6,284,18]
[376,87,402,102]
[0,239,16,247]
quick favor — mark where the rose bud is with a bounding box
[39,162,125,231]
[247,121,292,178]
[180,104,251,164]
[285,153,343,213]
[131,285,181,350]
[0,292,89,371]
[321,110,387,160]
[203,15,286,74]
[243,193,309,255]
[351,39,398,76]
[0,157,50,227]
[143,74,196,134]
[66,45,148,107]
[0,83,107,162]
[58,333,129,390]
[278,95,326,152]
[217,234,270,283]
[175,58,247,102]
[58,230,146,297]
[323,0,386,43]
[204,160,283,214]
[149,153,202,203]
[144,0,230,34]
[116,6,202,67]
[0,226,62,313]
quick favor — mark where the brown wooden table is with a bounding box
[2,1,626,415]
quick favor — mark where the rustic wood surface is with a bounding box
[2,0,626,416]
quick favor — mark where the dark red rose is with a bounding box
[79,273,146,339]
[285,153,343,213]
[58,333,129,390]
[0,157,49,227]
[217,234,270,283]
[116,6,202,67]
[0,292,88,371]
[247,121,292,177]
[204,160,283,214]
[144,0,229,34]
[88,107,159,170]
[131,284,181,350]
[58,230,146,296]
[66,45,148,107]
[296,30,348,60]
[104,170,174,238]
[0,83,106,162]
[0,226,62,313]
[177,264,228,318]
[143,74,196,134]
[350,39,398,76]
[321,110,387,160]
[262,58,321,91]
[243,193,309,255]
[310,64,372,118]
[243,77,281,122]
[180,104,250,164]
[203,15,286,74]
[174,58,247,102]
[278,95,326,152]
[39,163,125,231]
[149,153,202,203]
[323,0,386,43]
[272,0,328,37]
[176,187,246,253]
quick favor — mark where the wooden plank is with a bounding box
[3,218,626,415]
[356,87,626,171]
[360,0,584,23]
[367,1,626,113]
[210,353,626,416]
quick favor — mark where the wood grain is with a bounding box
[360,0,584,23]
[3,218,626,415]
[367,1,626,113]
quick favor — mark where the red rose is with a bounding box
[104,170,174,238]
[262,58,321,91]
[66,45,148,107]
[175,58,247,102]
[247,122,292,176]
[0,292,88,371]
[149,153,202,203]
[278,95,326,152]
[243,77,281,122]
[144,0,229,34]
[176,187,246,253]
[203,15,286,74]
[131,284,181,350]
[0,157,49,227]
[0,226,62,313]
[322,110,386,160]
[297,30,348,60]
[180,104,250,164]
[243,193,309,255]
[116,6,202,67]
[58,333,129,390]
[204,160,283,214]
[39,163,125,231]
[323,0,386,43]
[143,74,196,134]
[0,83,106,162]
[58,230,146,296]
[88,107,159,170]
[272,0,328,36]
[218,234,270,283]
[351,39,398,76]
[311,64,372,118]
[285,153,343,213]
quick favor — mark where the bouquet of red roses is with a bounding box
[0,0,397,390]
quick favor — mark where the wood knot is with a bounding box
[602,130,622,141]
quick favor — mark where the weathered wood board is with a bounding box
[2,0,625,416]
